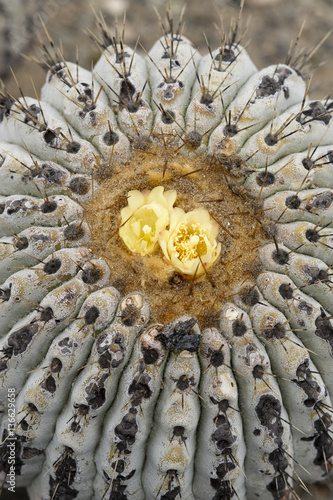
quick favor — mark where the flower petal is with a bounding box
[159,207,220,277]
[119,186,177,256]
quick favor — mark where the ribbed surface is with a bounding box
[0,12,333,500]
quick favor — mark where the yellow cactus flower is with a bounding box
[119,186,177,256]
[159,207,221,277]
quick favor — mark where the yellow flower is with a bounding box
[119,186,177,256]
[159,208,221,277]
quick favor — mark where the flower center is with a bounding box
[132,208,158,242]
[174,223,207,263]
[142,224,152,234]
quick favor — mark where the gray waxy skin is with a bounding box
[0,247,90,334]
[0,11,333,500]
[2,287,120,487]
[194,327,246,499]
[220,303,293,500]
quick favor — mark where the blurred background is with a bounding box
[1,0,333,98]
[0,0,332,499]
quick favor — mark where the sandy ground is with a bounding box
[1,0,333,499]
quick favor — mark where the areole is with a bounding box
[0,1,333,499]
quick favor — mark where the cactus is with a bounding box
[0,2,333,499]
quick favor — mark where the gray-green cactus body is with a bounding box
[0,8,333,500]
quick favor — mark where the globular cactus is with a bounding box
[0,2,333,500]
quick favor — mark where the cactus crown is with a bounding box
[0,2,333,500]
[86,144,264,323]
